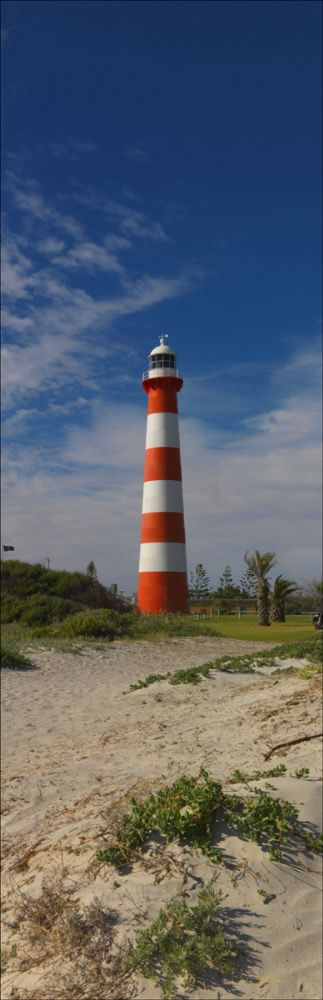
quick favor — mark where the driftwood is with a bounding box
[263,732,323,761]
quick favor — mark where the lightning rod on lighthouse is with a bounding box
[137,336,188,614]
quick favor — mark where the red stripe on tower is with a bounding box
[137,336,188,614]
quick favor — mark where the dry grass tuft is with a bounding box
[5,879,135,1000]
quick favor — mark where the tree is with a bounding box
[239,567,257,599]
[303,579,323,608]
[215,565,241,612]
[270,575,298,622]
[219,566,233,590]
[244,550,277,626]
[189,564,210,601]
[86,560,98,580]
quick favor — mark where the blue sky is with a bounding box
[1,0,322,591]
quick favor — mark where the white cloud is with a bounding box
[104,234,132,251]
[71,185,169,242]
[1,268,191,407]
[1,308,33,332]
[1,177,196,406]
[1,241,36,300]
[2,408,39,437]
[53,240,124,275]
[103,201,169,242]
[37,237,66,255]
[48,397,92,415]
[7,174,84,239]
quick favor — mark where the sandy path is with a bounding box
[1,637,322,1000]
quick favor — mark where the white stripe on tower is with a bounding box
[137,337,188,614]
[141,480,185,513]
[139,542,187,573]
[145,412,180,449]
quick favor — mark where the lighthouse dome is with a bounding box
[142,335,183,387]
[149,335,175,357]
[146,335,178,377]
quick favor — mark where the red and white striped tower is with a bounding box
[137,336,188,614]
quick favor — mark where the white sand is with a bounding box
[1,637,322,1000]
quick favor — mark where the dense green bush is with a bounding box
[1,559,131,624]
[1,594,26,622]
[61,609,133,640]
[21,595,78,626]
[1,646,34,670]
[1,593,83,626]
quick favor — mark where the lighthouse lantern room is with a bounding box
[137,336,188,614]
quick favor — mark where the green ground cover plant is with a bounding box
[229,765,287,784]
[97,770,322,869]
[127,885,236,999]
[0,647,35,670]
[127,637,322,691]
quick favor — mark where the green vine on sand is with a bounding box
[126,885,236,999]
[126,638,322,692]
[97,770,322,869]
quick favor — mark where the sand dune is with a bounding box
[1,637,322,1000]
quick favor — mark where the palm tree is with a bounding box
[271,575,297,622]
[244,550,277,626]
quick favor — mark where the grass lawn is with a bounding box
[206,614,314,643]
[1,614,316,650]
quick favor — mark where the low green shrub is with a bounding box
[61,609,133,640]
[1,647,34,670]
[29,625,59,639]
[97,772,224,866]
[97,770,322,869]
[127,885,236,999]
[20,595,76,626]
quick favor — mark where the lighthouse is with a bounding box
[137,336,188,614]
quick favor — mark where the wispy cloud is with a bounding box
[48,396,92,416]
[72,184,169,243]
[48,139,98,159]
[52,240,125,275]
[125,144,149,164]
[1,175,198,406]
[37,237,66,255]
[104,199,169,242]
[6,173,84,239]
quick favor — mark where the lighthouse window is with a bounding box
[150,354,176,370]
